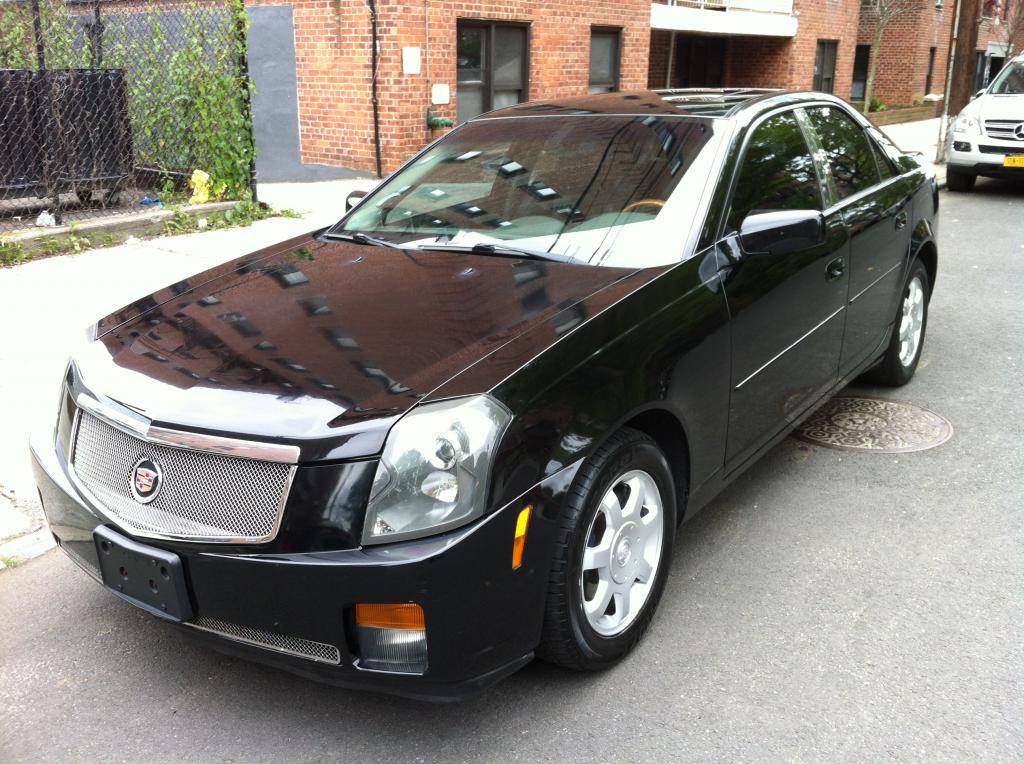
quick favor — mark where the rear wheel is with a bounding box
[862,258,930,386]
[946,169,976,192]
[537,428,677,671]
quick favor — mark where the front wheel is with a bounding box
[863,258,930,386]
[946,169,976,192]
[537,428,677,671]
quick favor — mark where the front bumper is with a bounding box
[31,436,579,701]
[948,135,1024,178]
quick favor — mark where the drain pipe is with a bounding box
[367,0,383,179]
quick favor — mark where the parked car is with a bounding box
[947,52,1024,191]
[32,89,938,700]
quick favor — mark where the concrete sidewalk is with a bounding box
[880,117,947,184]
[0,176,376,566]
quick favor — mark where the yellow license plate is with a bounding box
[1004,155,1024,168]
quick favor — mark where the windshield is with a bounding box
[990,62,1024,95]
[332,115,725,268]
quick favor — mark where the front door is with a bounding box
[720,110,849,470]
[814,41,838,94]
[674,35,726,87]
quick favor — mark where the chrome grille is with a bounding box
[189,616,342,664]
[984,120,1024,141]
[71,412,294,543]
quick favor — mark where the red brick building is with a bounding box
[246,0,652,177]
[647,0,861,100]
[242,0,1022,180]
[857,0,1021,110]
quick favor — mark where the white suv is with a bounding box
[946,54,1024,191]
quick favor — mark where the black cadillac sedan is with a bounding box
[31,89,938,700]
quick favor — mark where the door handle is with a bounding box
[895,211,908,231]
[826,256,845,281]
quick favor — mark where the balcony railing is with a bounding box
[651,0,798,36]
[664,0,795,15]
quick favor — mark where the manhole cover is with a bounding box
[794,396,953,453]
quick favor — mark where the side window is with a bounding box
[866,127,900,179]
[729,111,823,231]
[804,106,881,199]
[868,137,896,181]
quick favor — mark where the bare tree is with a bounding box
[860,0,923,115]
[1001,0,1024,55]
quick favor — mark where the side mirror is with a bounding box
[346,190,368,211]
[974,89,986,99]
[739,210,826,257]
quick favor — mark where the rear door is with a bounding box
[719,109,849,470]
[802,105,913,376]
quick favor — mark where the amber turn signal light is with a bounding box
[355,602,425,630]
[512,505,532,569]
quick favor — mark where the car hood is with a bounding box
[74,234,638,461]
[967,92,1024,122]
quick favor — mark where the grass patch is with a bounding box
[163,198,295,236]
[1,200,302,269]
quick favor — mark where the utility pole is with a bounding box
[948,0,982,117]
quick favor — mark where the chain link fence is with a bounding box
[0,0,255,235]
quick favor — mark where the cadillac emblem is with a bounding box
[130,458,163,503]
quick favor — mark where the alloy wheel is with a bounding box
[580,469,664,637]
[899,276,925,367]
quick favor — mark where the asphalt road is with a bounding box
[2,180,1022,763]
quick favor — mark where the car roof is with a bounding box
[474,88,799,121]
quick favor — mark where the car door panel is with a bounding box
[801,105,914,376]
[718,110,848,471]
[839,177,913,373]
[719,216,849,470]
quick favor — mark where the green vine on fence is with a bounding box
[0,0,254,202]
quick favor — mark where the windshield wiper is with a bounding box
[323,231,407,250]
[414,242,573,263]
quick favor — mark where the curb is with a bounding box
[0,490,54,570]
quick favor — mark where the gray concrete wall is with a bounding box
[247,5,363,182]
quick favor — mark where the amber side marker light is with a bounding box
[355,603,426,630]
[512,505,532,569]
[354,603,427,674]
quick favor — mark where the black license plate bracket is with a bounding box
[93,525,193,622]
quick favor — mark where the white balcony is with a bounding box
[651,0,798,38]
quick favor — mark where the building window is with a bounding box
[456,22,528,123]
[588,28,621,94]
[814,40,838,94]
[925,46,937,95]
[851,44,870,100]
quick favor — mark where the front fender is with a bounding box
[485,251,732,515]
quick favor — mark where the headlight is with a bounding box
[953,114,980,135]
[362,395,511,545]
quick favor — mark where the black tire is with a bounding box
[862,258,930,386]
[537,427,678,671]
[946,169,976,192]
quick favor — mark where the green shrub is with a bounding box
[2,0,255,201]
[0,240,26,266]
